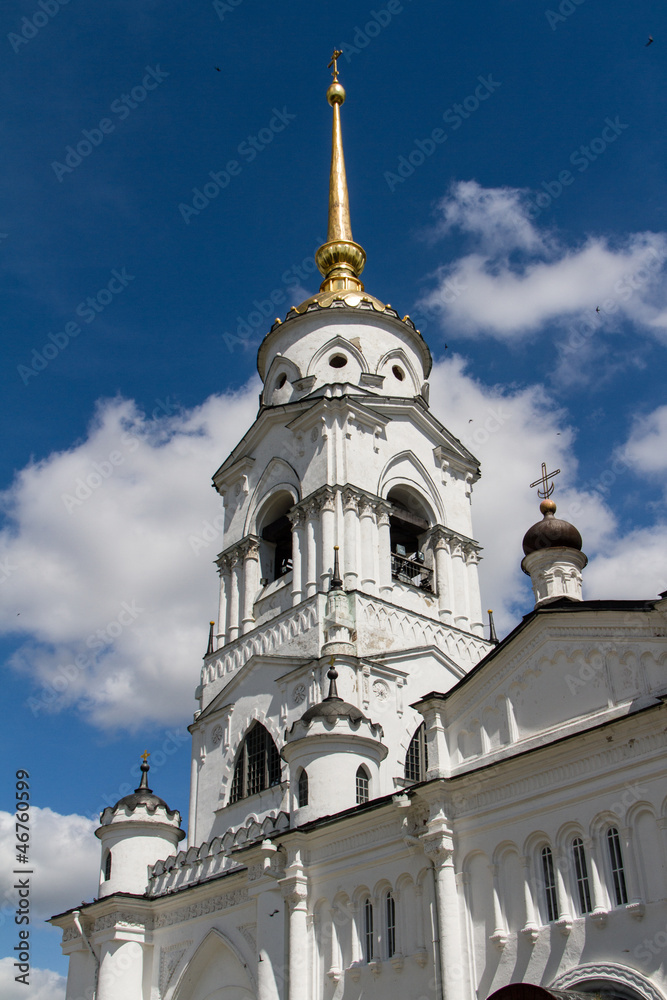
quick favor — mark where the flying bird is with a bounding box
[646,36,654,46]
[215,66,221,71]
[596,306,600,313]
[268,909,279,917]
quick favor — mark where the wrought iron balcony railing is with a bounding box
[391,551,434,592]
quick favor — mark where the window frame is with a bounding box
[356,765,370,805]
[103,850,112,882]
[571,837,593,915]
[297,767,308,808]
[606,826,629,906]
[385,890,396,958]
[362,897,374,963]
[229,722,282,804]
[540,845,559,923]
[404,723,428,782]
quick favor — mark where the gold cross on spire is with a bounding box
[530,462,561,499]
[328,49,343,82]
[141,750,150,763]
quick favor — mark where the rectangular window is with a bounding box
[572,838,592,914]
[245,724,265,796]
[607,827,628,905]
[386,893,396,958]
[363,898,374,963]
[541,846,559,922]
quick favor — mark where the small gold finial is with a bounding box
[530,462,561,500]
[328,49,342,82]
[141,750,150,763]
[315,53,366,294]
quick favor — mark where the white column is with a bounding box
[188,729,200,848]
[227,551,241,643]
[466,547,484,637]
[242,538,260,634]
[434,531,453,621]
[319,491,335,591]
[520,855,539,942]
[305,500,319,598]
[97,939,144,1000]
[452,541,468,629]
[423,832,464,1000]
[342,489,359,589]
[288,508,305,606]
[376,502,392,596]
[282,877,309,1000]
[585,837,609,921]
[554,849,573,931]
[216,557,230,648]
[359,498,377,593]
[489,864,507,947]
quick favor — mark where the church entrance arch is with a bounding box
[170,929,255,1000]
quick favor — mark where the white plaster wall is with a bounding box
[97,820,183,896]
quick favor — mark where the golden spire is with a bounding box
[315,51,366,294]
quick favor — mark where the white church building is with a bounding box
[51,57,667,1000]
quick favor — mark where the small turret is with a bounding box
[95,754,185,897]
[521,470,588,607]
[282,658,387,825]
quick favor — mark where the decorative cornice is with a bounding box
[153,888,249,928]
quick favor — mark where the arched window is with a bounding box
[256,491,295,584]
[404,723,428,782]
[572,837,592,914]
[541,845,559,922]
[356,765,370,805]
[229,722,281,804]
[362,897,374,963]
[606,827,628,905]
[387,488,433,592]
[103,851,112,881]
[385,891,396,958]
[297,768,308,807]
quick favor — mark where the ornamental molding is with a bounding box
[357,596,488,666]
[159,940,192,997]
[449,728,667,818]
[202,601,319,692]
[93,911,153,932]
[154,888,249,928]
[551,963,665,1000]
[309,821,397,861]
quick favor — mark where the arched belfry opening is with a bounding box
[256,490,294,583]
[387,486,434,592]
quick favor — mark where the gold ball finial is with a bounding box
[540,498,557,515]
[327,81,345,106]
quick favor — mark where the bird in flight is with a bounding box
[646,36,654,46]
[215,66,221,71]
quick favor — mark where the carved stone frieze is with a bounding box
[153,888,248,928]
[159,940,192,997]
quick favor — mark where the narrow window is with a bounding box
[298,768,308,807]
[363,897,374,963]
[572,838,592,914]
[541,846,559,922]
[385,892,396,958]
[404,723,428,782]
[356,765,370,805]
[607,827,628,905]
[104,851,112,881]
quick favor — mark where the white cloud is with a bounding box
[420,180,667,343]
[1,365,665,726]
[0,387,258,729]
[0,959,65,1000]
[0,807,99,922]
[619,404,667,476]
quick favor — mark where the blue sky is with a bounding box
[1,0,667,991]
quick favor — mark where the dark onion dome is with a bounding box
[111,760,179,819]
[522,499,583,556]
[297,658,382,736]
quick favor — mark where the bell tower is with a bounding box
[188,57,493,848]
